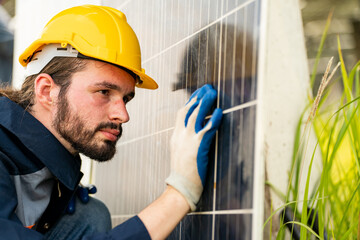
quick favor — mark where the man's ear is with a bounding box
[34,73,58,110]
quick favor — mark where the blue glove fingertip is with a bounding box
[195,89,217,132]
[186,84,213,105]
[185,84,216,127]
[210,108,223,129]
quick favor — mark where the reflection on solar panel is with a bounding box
[94,0,263,239]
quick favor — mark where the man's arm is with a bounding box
[0,156,44,240]
[138,186,190,239]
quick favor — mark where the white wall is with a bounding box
[260,0,313,231]
[13,0,101,89]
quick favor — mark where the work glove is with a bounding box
[166,84,223,211]
[66,184,97,214]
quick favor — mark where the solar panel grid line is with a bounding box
[241,8,248,104]
[216,10,224,112]
[220,17,228,108]
[214,0,224,239]
[179,220,182,240]
[150,0,155,57]
[231,10,238,107]
[110,208,253,219]
[136,0,140,36]
[196,31,201,90]
[161,0,166,52]
[204,28,210,91]
[211,118,220,240]
[199,0,203,30]
[191,0,196,38]
[238,109,244,209]
[249,3,258,102]
[189,209,254,215]
[186,0,191,37]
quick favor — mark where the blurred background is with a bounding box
[2,0,360,239]
[0,0,14,87]
[301,0,360,97]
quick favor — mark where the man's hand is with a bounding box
[66,184,97,214]
[138,85,222,239]
[166,84,223,211]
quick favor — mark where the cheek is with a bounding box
[71,96,108,124]
[66,86,111,122]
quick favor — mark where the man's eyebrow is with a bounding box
[94,82,121,90]
[94,82,135,98]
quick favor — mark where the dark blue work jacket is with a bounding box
[0,97,150,239]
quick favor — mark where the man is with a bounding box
[0,5,223,240]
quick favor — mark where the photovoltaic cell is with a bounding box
[215,214,252,239]
[216,107,256,211]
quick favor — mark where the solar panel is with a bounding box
[94,0,263,239]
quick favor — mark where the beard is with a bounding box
[52,95,122,162]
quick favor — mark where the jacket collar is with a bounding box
[0,97,83,190]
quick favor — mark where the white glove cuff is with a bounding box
[165,172,203,212]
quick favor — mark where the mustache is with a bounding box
[95,122,123,138]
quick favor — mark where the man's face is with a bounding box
[52,60,135,162]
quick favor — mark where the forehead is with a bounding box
[69,60,136,91]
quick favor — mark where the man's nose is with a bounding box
[109,99,130,123]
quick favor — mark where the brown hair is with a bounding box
[0,57,88,112]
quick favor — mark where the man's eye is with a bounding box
[99,90,110,95]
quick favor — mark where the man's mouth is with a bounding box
[99,129,120,141]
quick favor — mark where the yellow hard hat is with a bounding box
[19,4,158,89]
